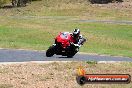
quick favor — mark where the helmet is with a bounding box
[73,29,80,38]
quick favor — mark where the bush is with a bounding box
[0,0,10,7]
[89,0,123,4]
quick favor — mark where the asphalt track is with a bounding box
[0,49,132,62]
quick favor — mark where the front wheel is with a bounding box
[67,51,76,58]
[46,46,55,57]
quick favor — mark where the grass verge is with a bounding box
[0,0,132,57]
[0,16,132,57]
[0,61,131,88]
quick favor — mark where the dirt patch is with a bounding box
[0,61,131,88]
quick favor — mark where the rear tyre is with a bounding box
[46,46,55,57]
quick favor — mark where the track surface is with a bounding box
[9,16,132,24]
[0,49,132,62]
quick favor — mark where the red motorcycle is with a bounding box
[46,32,80,58]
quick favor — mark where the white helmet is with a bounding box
[73,29,80,37]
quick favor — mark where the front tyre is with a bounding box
[67,47,79,58]
[67,52,76,58]
[46,46,55,57]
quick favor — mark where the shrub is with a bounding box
[89,0,123,4]
[0,0,10,7]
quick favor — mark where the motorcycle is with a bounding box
[46,32,80,58]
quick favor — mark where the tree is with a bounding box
[0,0,10,7]
[12,0,31,7]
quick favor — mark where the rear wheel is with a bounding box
[46,46,55,57]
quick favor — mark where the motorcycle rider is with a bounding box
[70,29,86,47]
[46,28,86,57]
[54,28,86,47]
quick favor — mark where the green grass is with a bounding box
[0,0,132,20]
[0,0,132,57]
[0,16,132,57]
[0,26,52,50]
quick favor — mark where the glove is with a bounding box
[74,44,81,48]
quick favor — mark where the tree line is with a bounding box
[0,0,33,7]
[0,0,123,7]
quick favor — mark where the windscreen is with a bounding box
[60,32,69,39]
